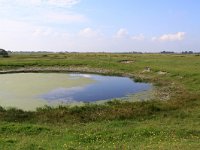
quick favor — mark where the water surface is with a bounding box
[0,73,152,110]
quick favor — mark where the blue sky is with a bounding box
[0,0,199,52]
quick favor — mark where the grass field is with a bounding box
[0,53,200,149]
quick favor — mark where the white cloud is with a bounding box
[32,28,53,36]
[15,0,42,6]
[45,12,87,23]
[0,19,33,33]
[152,32,186,42]
[79,28,102,38]
[114,28,129,38]
[0,20,61,40]
[0,0,80,7]
[31,0,42,5]
[114,29,145,41]
[131,34,145,41]
[0,0,87,26]
[47,0,80,7]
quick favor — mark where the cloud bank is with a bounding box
[0,0,81,7]
[114,28,145,41]
[79,28,102,38]
[152,32,186,42]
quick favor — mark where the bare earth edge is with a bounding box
[0,66,157,105]
[0,66,118,76]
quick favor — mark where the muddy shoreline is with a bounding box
[0,66,134,78]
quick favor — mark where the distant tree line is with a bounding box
[181,51,194,54]
[0,49,9,57]
[160,50,200,54]
[160,51,175,54]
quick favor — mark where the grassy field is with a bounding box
[0,53,200,149]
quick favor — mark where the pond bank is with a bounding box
[0,66,115,75]
[0,66,172,103]
[0,71,153,110]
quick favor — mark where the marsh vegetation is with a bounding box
[0,53,199,149]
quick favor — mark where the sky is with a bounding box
[0,0,200,52]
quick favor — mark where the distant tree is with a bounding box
[0,49,9,57]
[182,51,193,54]
[161,51,174,54]
[188,51,193,54]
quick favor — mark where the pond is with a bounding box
[0,73,152,110]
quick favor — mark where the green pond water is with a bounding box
[0,73,152,111]
[0,73,94,110]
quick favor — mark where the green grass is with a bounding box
[0,112,200,149]
[0,53,200,149]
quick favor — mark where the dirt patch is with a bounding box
[142,67,151,73]
[119,60,135,64]
[158,71,168,75]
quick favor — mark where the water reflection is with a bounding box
[40,74,151,102]
[0,73,152,110]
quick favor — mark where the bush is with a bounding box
[0,49,9,57]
